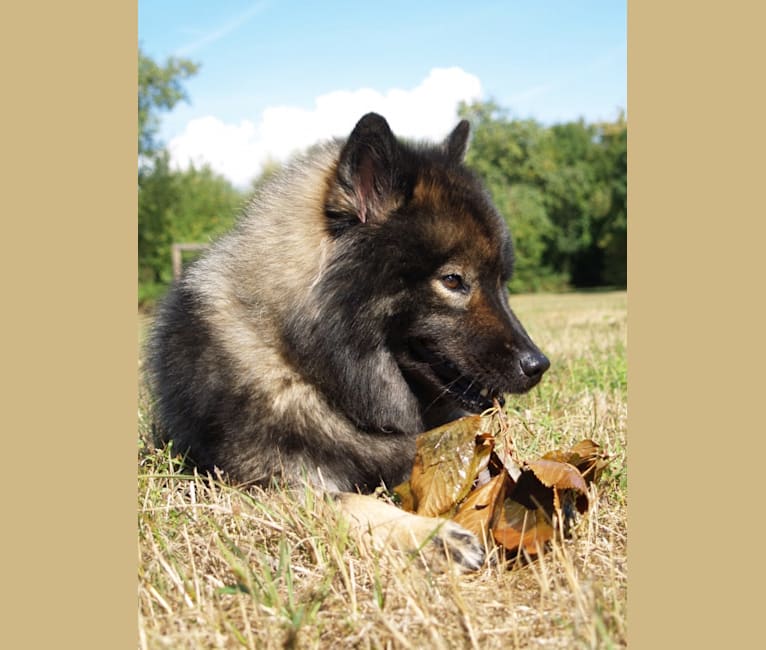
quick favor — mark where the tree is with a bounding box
[139,156,244,303]
[460,102,565,291]
[138,152,176,296]
[138,50,245,306]
[492,183,561,292]
[593,115,627,286]
[138,47,199,162]
[459,101,626,290]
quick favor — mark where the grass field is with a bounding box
[138,290,627,649]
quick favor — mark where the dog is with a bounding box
[146,113,549,570]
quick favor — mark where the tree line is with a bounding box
[139,51,626,306]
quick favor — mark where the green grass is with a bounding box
[138,290,627,649]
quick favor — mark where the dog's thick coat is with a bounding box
[147,114,549,568]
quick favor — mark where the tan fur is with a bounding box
[336,493,486,571]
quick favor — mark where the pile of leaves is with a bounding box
[392,409,610,559]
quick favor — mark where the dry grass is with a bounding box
[138,290,627,649]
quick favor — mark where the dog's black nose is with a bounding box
[520,352,550,378]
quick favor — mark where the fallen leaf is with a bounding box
[452,473,508,540]
[391,411,610,562]
[492,498,555,557]
[542,439,609,484]
[526,459,588,493]
[407,415,494,517]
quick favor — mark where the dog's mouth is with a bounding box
[407,339,504,413]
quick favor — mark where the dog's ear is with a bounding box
[443,119,470,164]
[334,113,402,224]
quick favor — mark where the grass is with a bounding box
[138,290,627,649]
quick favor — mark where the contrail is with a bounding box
[174,2,270,57]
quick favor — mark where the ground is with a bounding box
[138,290,627,649]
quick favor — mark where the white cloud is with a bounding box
[167,67,483,187]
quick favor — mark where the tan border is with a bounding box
[629,2,763,647]
[5,2,137,647]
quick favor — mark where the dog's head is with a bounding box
[292,113,549,432]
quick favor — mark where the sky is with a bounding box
[138,1,626,188]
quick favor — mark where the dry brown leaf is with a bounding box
[390,411,610,561]
[452,473,508,539]
[406,415,494,517]
[492,499,555,557]
[541,439,610,484]
[525,459,588,493]
[491,461,588,555]
[391,479,415,512]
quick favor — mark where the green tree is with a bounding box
[460,101,626,290]
[461,102,564,291]
[138,50,244,306]
[166,164,243,244]
[492,183,562,292]
[138,47,199,162]
[593,115,627,286]
[138,151,176,294]
[139,154,244,304]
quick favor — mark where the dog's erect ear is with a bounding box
[443,119,470,164]
[335,113,401,224]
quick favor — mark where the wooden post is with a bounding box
[171,243,209,280]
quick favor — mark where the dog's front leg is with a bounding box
[334,492,486,571]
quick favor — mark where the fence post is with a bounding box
[171,243,209,280]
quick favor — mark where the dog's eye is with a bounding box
[441,274,465,291]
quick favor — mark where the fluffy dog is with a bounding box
[146,113,549,569]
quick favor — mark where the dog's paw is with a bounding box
[430,520,486,571]
[336,492,486,571]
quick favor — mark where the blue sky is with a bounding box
[139,1,626,186]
